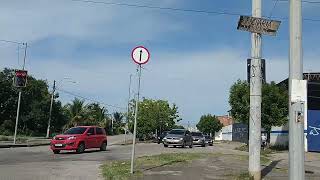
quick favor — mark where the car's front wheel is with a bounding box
[100,141,107,151]
[53,150,60,154]
[164,144,168,148]
[76,142,85,153]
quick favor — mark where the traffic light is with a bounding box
[14,70,28,87]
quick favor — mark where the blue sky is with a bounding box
[1,0,320,127]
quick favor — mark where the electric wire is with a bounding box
[56,88,126,110]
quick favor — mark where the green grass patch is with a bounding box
[101,153,205,180]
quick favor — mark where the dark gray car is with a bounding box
[191,132,206,147]
[163,129,193,148]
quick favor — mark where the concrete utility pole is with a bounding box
[13,43,27,144]
[46,80,56,138]
[125,74,133,144]
[289,0,305,179]
[131,65,142,174]
[249,0,262,179]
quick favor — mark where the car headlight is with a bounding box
[67,136,76,140]
[179,138,183,140]
[163,137,167,140]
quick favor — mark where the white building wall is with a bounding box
[270,124,289,147]
[214,130,222,141]
[221,125,233,141]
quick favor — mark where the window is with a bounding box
[64,127,87,135]
[87,127,95,135]
[191,132,203,137]
[169,129,185,135]
[96,128,103,135]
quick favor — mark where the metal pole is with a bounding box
[249,0,262,179]
[131,65,141,174]
[46,80,56,138]
[289,0,304,179]
[125,74,133,144]
[13,43,27,144]
[13,91,22,144]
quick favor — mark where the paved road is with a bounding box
[0,134,134,180]
[0,136,243,180]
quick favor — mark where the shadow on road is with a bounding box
[262,160,282,178]
[58,149,111,155]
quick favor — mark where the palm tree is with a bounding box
[64,98,85,128]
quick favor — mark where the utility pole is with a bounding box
[46,80,56,138]
[125,74,133,144]
[249,0,262,179]
[289,0,305,179]
[13,43,27,144]
[131,65,142,174]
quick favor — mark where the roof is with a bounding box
[217,115,234,126]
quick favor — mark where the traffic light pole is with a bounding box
[46,80,56,138]
[13,43,27,144]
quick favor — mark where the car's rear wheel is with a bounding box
[100,142,107,151]
[53,150,60,154]
[76,142,85,154]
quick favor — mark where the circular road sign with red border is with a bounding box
[131,46,150,65]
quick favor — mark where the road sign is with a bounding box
[131,46,150,65]
[237,15,281,36]
[14,70,28,87]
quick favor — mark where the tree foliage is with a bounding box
[128,98,182,140]
[229,80,288,131]
[0,68,67,136]
[196,114,223,135]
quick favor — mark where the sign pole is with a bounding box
[249,0,262,179]
[130,65,141,174]
[289,0,305,179]
[13,43,27,144]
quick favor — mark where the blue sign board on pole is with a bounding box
[307,110,320,152]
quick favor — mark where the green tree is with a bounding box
[128,98,182,140]
[196,114,223,135]
[0,68,67,136]
[229,80,289,133]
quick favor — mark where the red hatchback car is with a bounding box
[50,126,107,154]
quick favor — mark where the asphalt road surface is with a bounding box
[0,137,242,180]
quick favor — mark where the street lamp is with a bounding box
[46,78,76,138]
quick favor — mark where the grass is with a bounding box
[101,153,205,180]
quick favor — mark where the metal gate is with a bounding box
[307,110,320,152]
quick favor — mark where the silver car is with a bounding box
[191,132,206,147]
[163,129,193,148]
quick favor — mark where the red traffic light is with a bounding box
[14,70,28,87]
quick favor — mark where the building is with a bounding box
[214,115,234,141]
[275,73,320,152]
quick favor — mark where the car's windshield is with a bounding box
[191,132,203,136]
[204,135,211,139]
[64,127,87,135]
[169,130,185,135]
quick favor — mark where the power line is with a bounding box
[276,0,320,4]
[0,39,24,45]
[269,0,280,18]
[69,0,244,16]
[67,0,320,22]
[56,88,126,110]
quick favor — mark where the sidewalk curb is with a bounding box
[0,143,50,148]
